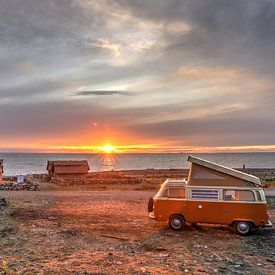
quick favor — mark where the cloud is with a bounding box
[174,66,239,81]
[74,90,134,96]
[0,0,275,151]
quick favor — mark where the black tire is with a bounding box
[169,214,185,231]
[148,197,154,212]
[234,221,252,236]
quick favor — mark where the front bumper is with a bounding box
[265,220,272,227]
[148,212,155,219]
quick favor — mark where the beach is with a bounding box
[0,188,274,274]
[0,167,275,274]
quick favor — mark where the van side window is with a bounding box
[191,189,219,200]
[223,190,255,201]
[168,188,186,198]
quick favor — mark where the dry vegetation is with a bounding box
[0,188,274,274]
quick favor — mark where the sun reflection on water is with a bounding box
[99,153,116,171]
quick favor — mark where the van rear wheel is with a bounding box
[169,215,185,231]
[234,221,251,236]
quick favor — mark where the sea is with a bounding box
[0,152,275,176]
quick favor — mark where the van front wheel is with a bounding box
[234,221,251,236]
[169,215,185,231]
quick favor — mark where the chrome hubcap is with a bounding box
[172,218,182,228]
[238,222,249,233]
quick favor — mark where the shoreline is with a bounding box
[1,168,275,192]
[3,167,275,180]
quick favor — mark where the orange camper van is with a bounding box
[148,156,272,235]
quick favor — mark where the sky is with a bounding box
[0,0,275,153]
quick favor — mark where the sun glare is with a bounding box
[102,144,115,154]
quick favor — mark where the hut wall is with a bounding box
[47,160,89,179]
[188,163,252,187]
[53,165,89,175]
[53,173,88,178]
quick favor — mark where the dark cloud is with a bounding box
[0,0,92,45]
[125,108,275,147]
[115,0,275,74]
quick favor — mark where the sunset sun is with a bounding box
[101,144,115,154]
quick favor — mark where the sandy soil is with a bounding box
[0,190,274,274]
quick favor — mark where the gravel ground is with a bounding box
[0,190,274,274]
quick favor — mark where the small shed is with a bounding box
[187,156,261,187]
[47,160,90,179]
[0,159,3,183]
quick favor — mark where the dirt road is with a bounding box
[0,190,274,274]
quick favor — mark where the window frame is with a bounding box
[254,190,262,201]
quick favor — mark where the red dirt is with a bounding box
[0,190,274,274]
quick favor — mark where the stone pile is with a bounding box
[0,180,39,191]
[50,173,142,186]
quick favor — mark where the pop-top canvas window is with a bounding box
[191,189,219,200]
[223,190,255,201]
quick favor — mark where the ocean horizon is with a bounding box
[1,152,275,176]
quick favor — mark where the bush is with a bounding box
[1,260,9,275]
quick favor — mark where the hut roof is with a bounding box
[47,160,89,174]
[187,156,261,186]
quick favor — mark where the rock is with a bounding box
[0,180,39,191]
[0,197,7,206]
[140,267,146,272]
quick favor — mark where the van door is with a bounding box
[187,188,221,223]
[221,189,257,225]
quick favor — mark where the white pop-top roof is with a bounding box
[187,155,261,186]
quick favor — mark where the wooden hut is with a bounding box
[0,159,3,183]
[47,160,90,179]
[187,156,261,187]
